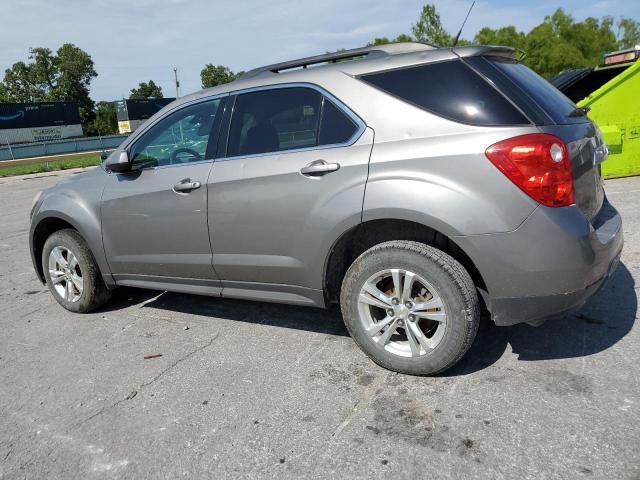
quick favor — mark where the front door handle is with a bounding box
[300,160,340,177]
[173,179,201,193]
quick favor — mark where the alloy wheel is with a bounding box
[357,268,447,358]
[48,246,83,303]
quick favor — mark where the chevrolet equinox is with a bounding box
[29,43,623,375]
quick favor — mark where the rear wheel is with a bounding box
[340,240,479,375]
[42,229,111,313]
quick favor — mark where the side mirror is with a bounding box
[105,151,132,173]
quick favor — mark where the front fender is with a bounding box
[29,168,112,285]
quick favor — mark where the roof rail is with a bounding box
[240,42,436,80]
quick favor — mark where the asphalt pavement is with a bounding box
[1,168,638,479]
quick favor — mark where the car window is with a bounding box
[319,99,358,145]
[130,98,222,168]
[227,87,322,157]
[478,57,583,125]
[359,60,529,126]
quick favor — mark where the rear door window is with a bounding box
[359,60,529,126]
[227,87,321,157]
[227,87,361,157]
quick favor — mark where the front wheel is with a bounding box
[340,241,480,376]
[42,229,111,313]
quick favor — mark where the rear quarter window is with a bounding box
[466,57,584,125]
[319,99,358,145]
[359,59,529,126]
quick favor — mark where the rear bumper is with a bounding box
[454,198,623,326]
[488,248,620,326]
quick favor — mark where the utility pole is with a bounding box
[173,67,180,98]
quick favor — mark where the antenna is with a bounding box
[452,1,476,47]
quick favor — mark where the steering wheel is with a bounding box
[170,148,202,164]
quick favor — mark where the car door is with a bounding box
[208,85,373,301]
[102,96,226,289]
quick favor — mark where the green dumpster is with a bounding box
[551,47,640,179]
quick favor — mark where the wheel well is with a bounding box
[32,217,76,282]
[323,219,487,305]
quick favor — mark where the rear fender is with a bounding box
[363,132,540,236]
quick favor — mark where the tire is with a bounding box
[42,229,111,313]
[340,240,479,376]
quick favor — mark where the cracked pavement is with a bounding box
[0,168,639,479]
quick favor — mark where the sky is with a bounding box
[1,0,638,101]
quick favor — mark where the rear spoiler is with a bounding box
[452,45,519,60]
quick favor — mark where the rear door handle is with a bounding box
[300,160,340,177]
[173,179,201,193]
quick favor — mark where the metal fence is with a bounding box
[0,134,128,162]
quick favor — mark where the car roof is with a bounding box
[120,43,517,151]
[168,43,517,109]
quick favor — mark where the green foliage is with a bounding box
[363,4,639,79]
[0,154,101,177]
[515,9,617,77]
[474,26,526,49]
[368,34,414,46]
[368,37,392,46]
[366,5,470,49]
[2,61,35,101]
[86,101,118,136]
[395,34,414,43]
[470,8,622,77]
[200,64,238,88]
[129,80,163,99]
[0,44,97,126]
[412,4,453,47]
[618,17,640,49]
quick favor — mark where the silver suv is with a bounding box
[29,43,623,375]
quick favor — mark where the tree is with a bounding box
[468,8,622,78]
[368,33,414,46]
[394,34,414,43]
[0,82,9,102]
[1,44,97,126]
[86,101,118,136]
[129,80,163,99]
[412,4,453,47]
[474,26,526,50]
[2,61,37,101]
[367,4,637,78]
[201,64,238,88]
[524,22,586,77]
[618,17,640,49]
[522,9,617,77]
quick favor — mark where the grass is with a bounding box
[0,154,102,177]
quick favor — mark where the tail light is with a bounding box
[485,133,574,207]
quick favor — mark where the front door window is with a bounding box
[130,98,222,168]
